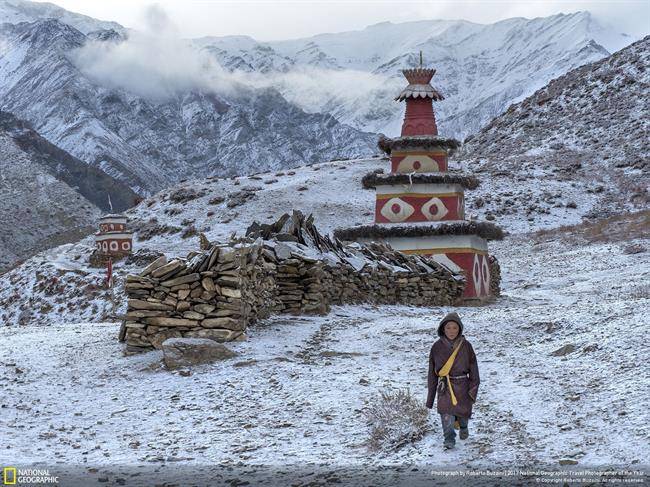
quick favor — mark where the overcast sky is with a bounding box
[52,0,649,41]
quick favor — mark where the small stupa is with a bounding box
[94,214,133,260]
[335,53,503,301]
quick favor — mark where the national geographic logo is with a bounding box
[2,467,59,485]
[2,468,15,485]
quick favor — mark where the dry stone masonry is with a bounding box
[120,211,465,352]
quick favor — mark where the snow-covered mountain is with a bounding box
[194,12,635,138]
[0,14,376,195]
[0,0,124,34]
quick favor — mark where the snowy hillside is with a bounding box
[0,118,101,273]
[0,150,643,326]
[195,12,635,138]
[0,111,140,211]
[0,110,139,273]
[0,158,384,326]
[457,36,649,226]
[0,156,648,477]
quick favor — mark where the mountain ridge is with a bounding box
[194,11,634,139]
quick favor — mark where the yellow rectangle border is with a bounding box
[3,467,17,485]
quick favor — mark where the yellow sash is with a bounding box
[437,337,464,407]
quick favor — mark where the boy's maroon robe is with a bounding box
[426,312,480,418]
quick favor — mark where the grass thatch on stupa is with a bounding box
[377,134,461,155]
[361,172,480,190]
[334,221,505,241]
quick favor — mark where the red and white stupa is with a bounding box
[335,56,503,301]
[95,214,133,258]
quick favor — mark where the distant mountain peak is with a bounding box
[0,0,125,34]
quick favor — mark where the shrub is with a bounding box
[136,219,182,241]
[209,196,225,205]
[629,284,650,300]
[181,225,198,239]
[623,243,646,254]
[363,387,430,452]
[167,187,204,204]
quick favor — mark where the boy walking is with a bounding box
[426,311,480,449]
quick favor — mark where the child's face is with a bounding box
[444,321,460,340]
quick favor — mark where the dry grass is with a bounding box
[628,284,650,300]
[363,387,430,452]
[532,210,649,245]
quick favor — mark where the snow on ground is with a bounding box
[129,157,385,257]
[1,233,648,485]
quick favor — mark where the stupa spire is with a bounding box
[395,53,444,136]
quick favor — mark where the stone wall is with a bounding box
[121,212,465,352]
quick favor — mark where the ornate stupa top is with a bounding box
[395,51,444,102]
[402,67,435,85]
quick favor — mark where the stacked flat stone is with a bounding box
[334,63,503,301]
[121,211,465,352]
[122,245,254,350]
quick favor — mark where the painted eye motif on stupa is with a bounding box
[380,198,415,222]
[481,255,490,296]
[421,197,449,221]
[396,155,439,173]
[473,254,483,297]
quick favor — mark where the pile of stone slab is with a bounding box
[121,211,465,352]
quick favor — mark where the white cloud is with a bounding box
[70,4,393,110]
[71,5,235,99]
